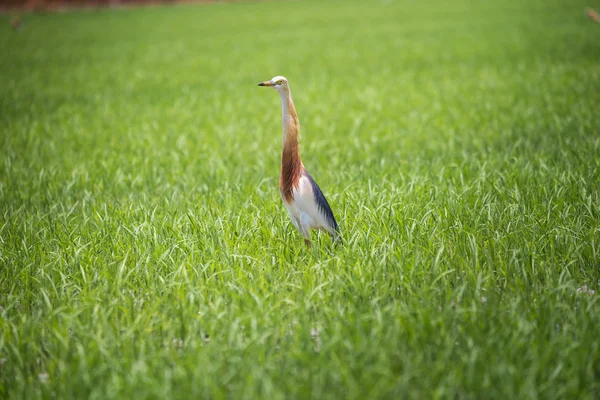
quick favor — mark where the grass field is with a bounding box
[1,0,600,398]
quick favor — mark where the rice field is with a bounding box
[0,0,599,398]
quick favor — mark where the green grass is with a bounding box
[1,0,599,398]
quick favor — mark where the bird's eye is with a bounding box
[277,80,283,84]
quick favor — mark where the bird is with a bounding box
[258,76,340,246]
[586,7,600,23]
[11,16,22,31]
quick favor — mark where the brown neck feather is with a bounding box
[280,94,303,202]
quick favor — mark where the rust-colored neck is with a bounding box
[279,89,303,202]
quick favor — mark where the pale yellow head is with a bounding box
[258,76,289,93]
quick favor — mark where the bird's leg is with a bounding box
[298,217,311,248]
[300,228,311,247]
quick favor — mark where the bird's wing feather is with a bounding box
[293,169,338,232]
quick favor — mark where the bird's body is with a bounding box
[11,16,22,31]
[283,169,339,242]
[587,7,600,23]
[259,76,339,245]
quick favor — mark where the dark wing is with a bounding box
[302,169,339,232]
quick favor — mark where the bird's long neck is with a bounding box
[279,89,303,201]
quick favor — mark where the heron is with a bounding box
[258,76,340,246]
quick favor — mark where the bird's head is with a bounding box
[258,76,289,92]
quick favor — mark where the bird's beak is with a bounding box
[258,81,274,87]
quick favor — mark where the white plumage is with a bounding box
[285,171,338,240]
